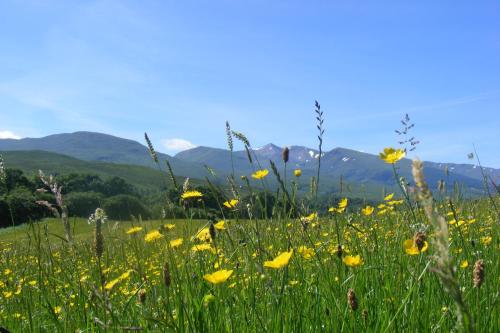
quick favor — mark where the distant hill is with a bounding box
[0,132,210,179]
[1,132,498,198]
[0,150,180,193]
[176,144,499,196]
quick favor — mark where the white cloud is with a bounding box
[0,131,21,139]
[162,138,196,152]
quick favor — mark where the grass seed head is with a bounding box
[414,231,426,251]
[282,147,289,163]
[348,289,358,311]
[473,259,484,288]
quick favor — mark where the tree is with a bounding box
[103,194,151,220]
[66,192,103,217]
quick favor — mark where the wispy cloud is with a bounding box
[162,138,196,153]
[0,130,21,139]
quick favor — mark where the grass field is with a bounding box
[0,188,498,332]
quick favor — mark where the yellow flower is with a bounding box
[144,230,164,242]
[170,238,183,248]
[342,255,363,267]
[126,226,143,235]
[480,236,492,246]
[104,270,133,291]
[384,193,394,201]
[181,190,203,200]
[264,250,293,269]
[164,223,176,230]
[294,169,302,177]
[203,269,234,284]
[223,199,239,208]
[379,148,406,164]
[460,260,469,269]
[403,239,429,255]
[195,228,211,242]
[298,246,315,260]
[301,212,317,223]
[251,169,269,179]
[192,244,216,253]
[214,220,226,230]
[54,306,62,315]
[338,198,348,209]
[361,205,374,216]
[3,291,13,298]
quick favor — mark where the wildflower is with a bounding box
[203,269,234,284]
[192,244,216,253]
[361,205,374,216]
[223,199,239,208]
[298,246,315,260]
[169,238,183,248]
[301,212,317,223]
[54,306,62,315]
[251,169,269,179]
[3,291,13,298]
[403,239,428,255]
[195,227,211,242]
[329,198,348,213]
[343,255,363,267]
[379,148,405,164]
[460,260,469,269]
[144,230,164,242]
[181,190,203,200]
[347,289,358,311]
[88,208,107,224]
[473,260,484,288]
[264,250,293,269]
[384,193,394,201]
[294,169,302,177]
[480,236,492,246]
[104,270,133,291]
[338,198,348,209]
[164,223,176,230]
[126,226,143,235]
[214,220,226,230]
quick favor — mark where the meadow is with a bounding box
[0,120,498,332]
[0,186,498,331]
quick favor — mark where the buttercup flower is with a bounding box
[343,255,363,267]
[264,250,293,269]
[379,148,405,164]
[203,269,233,284]
[181,190,203,200]
[251,169,269,179]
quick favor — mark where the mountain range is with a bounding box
[1,131,498,198]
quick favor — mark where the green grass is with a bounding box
[0,194,497,332]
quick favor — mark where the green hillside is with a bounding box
[0,150,181,193]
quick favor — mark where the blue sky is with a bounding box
[0,0,499,167]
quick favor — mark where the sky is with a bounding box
[0,0,499,167]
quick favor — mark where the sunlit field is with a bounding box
[0,185,497,331]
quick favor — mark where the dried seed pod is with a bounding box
[336,244,343,259]
[347,289,358,311]
[473,259,484,288]
[414,231,426,251]
[163,262,171,288]
[209,222,216,241]
[138,289,146,304]
[282,147,289,163]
